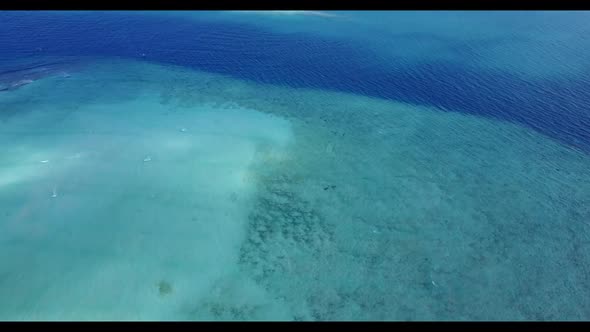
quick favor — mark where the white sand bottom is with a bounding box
[1,58,590,320]
[0,90,294,320]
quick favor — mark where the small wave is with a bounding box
[234,10,341,19]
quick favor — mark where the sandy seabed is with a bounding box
[0,58,589,320]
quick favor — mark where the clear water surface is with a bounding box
[0,11,589,320]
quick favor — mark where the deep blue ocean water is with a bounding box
[1,11,589,152]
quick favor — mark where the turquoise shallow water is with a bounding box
[1,11,590,321]
[0,58,588,320]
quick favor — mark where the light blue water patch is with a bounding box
[0,60,295,320]
[0,58,589,320]
[181,11,590,79]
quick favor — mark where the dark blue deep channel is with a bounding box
[1,11,589,152]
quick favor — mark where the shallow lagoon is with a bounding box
[1,11,590,320]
